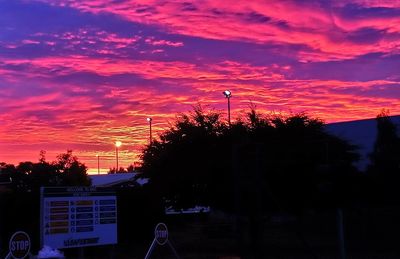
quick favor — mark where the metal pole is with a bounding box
[109,244,116,259]
[167,240,181,259]
[228,96,231,127]
[116,146,119,172]
[79,247,84,259]
[337,208,346,259]
[144,239,157,259]
[149,120,152,144]
[97,155,100,175]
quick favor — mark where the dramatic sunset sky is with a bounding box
[1,0,399,173]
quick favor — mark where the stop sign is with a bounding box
[154,223,168,245]
[9,231,31,259]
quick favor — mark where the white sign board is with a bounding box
[40,187,117,249]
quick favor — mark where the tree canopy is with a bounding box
[140,106,360,212]
[0,150,91,192]
[367,110,400,202]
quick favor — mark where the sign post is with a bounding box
[144,223,180,259]
[6,231,31,259]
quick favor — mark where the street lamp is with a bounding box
[96,155,100,175]
[147,117,152,144]
[115,141,122,172]
[223,90,232,126]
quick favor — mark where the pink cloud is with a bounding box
[145,37,184,47]
[101,32,140,46]
[151,49,164,54]
[334,0,400,8]
[31,28,140,54]
[21,39,41,44]
[35,0,400,61]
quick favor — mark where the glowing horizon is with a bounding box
[1,0,400,171]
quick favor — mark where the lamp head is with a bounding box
[223,90,232,98]
[147,117,152,122]
[115,141,122,147]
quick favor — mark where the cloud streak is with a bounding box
[34,0,400,60]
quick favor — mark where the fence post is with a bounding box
[336,208,346,259]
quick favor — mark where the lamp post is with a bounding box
[96,155,100,175]
[115,141,122,172]
[223,90,232,126]
[147,117,152,144]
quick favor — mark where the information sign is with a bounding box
[40,187,117,249]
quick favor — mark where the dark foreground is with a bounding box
[59,207,399,259]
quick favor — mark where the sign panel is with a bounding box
[9,231,31,259]
[40,187,117,249]
[154,223,168,245]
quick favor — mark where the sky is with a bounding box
[1,0,399,173]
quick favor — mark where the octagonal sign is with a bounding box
[154,223,168,246]
[9,231,31,259]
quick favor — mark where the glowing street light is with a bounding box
[147,117,152,144]
[223,90,232,126]
[115,141,122,171]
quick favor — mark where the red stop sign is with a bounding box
[154,223,168,245]
[9,231,31,259]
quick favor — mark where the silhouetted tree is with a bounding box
[39,150,46,163]
[108,166,132,174]
[28,154,58,189]
[0,150,91,191]
[140,106,360,212]
[367,110,400,202]
[54,150,90,186]
[140,105,227,208]
[267,113,360,209]
[127,164,135,172]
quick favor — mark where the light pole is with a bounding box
[96,155,100,175]
[223,90,232,126]
[115,141,122,172]
[147,117,152,144]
